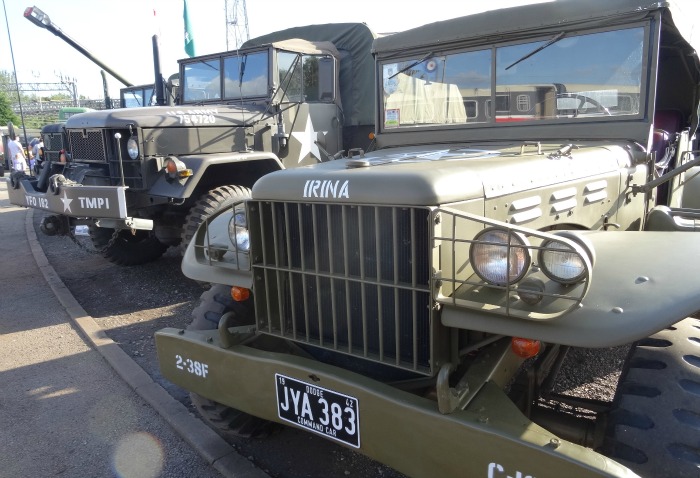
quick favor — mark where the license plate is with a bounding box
[275,373,360,448]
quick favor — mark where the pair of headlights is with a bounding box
[469,228,591,286]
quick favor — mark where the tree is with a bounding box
[0,70,16,94]
[0,90,20,125]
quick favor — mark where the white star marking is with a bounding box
[290,114,328,162]
[60,191,73,213]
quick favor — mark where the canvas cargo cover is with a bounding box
[373,0,699,58]
[243,23,377,126]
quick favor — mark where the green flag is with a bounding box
[183,0,195,57]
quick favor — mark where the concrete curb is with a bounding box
[25,209,269,478]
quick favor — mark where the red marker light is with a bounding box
[231,287,250,302]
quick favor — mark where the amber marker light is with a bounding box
[368,132,375,140]
[231,286,250,302]
[164,157,193,179]
[511,337,541,358]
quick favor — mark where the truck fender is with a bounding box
[181,218,253,287]
[148,151,284,200]
[442,231,700,348]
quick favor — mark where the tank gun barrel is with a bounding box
[24,6,134,87]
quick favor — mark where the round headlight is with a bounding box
[127,138,139,160]
[228,210,249,251]
[538,239,588,284]
[470,228,531,285]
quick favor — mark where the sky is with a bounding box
[1,0,696,100]
[0,0,559,99]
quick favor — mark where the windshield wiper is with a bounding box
[239,55,247,87]
[389,51,434,79]
[505,31,566,70]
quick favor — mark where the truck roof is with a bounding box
[373,0,698,57]
[263,38,340,58]
[243,23,377,127]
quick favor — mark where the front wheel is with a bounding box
[188,284,278,438]
[88,226,168,266]
[603,317,700,477]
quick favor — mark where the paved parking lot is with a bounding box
[0,179,263,478]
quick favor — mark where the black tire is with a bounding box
[188,284,278,438]
[88,225,169,266]
[180,185,252,255]
[603,318,700,477]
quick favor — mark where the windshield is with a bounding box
[181,50,269,103]
[380,26,645,130]
[223,51,268,98]
[121,87,155,108]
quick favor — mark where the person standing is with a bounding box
[7,135,27,172]
[31,137,43,173]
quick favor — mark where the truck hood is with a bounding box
[251,142,633,205]
[64,103,270,129]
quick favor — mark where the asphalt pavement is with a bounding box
[0,177,267,478]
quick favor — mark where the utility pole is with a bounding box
[225,0,249,51]
[2,0,27,136]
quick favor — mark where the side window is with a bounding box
[301,55,334,102]
[316,56,335,102]
[278,53,333,103]
[302,56,320,101]
[464,100,478,119]
[278,52,303,102]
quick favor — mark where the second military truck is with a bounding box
[161,1,700,477]
[7,23,376,265]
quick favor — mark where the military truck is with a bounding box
[7,22,376,265]
[157,1,700,476]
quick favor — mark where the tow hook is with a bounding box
[40,215,70,236]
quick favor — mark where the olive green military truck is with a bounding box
[7,23,376,265]
[158,1,700,476]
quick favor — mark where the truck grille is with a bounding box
[42,132,65,163]
[68,129,106,162]
[66,128,144,188]
[248,201,435,375]
[43,132,65,151]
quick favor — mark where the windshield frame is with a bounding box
[376,21,651,135]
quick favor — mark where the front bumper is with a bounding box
[156,327,637,478]
[6,176,127,219]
